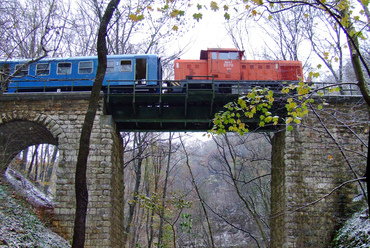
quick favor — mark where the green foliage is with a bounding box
[180,213,193,234]
[138,191,192,217]
[210,82,315,135]
[210,87,276,135]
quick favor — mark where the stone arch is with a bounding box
[0,111,65,174]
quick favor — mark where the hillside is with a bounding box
[0,177,70,247]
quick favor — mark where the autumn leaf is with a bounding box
[129,14,144,22]
[210,1,219,11]
[252,0,263,5]
[252,9,258,16]
[193,13,203,22]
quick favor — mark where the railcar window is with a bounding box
[107,60,115,73]
[120,60,132,72]
[57,62,72,75]
[79,61,93,74]
[36,63,50,76]
[15,64,29,76]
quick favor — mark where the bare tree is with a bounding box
[72,0,120,247]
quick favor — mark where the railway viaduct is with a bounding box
[0,91,368,247]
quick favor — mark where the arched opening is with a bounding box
[7,144,59,199]
[0,120,59,216]
[0,120,58,169]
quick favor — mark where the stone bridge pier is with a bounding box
[270,96,369,247]
[0,93,124,247]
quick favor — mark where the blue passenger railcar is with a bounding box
[0,54,162,93]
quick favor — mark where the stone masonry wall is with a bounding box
[0,93,124,247]
[270,96,369,248]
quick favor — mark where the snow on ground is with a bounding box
[0,174,70,247]
[331,207,370,248]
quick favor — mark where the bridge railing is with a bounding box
[6,78,365,98]
[310,82,362,96]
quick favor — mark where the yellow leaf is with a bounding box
[286,117,293,124]
[172,25,178,31]
[252,0,263,5]
[323,51,329,59]
[210,1,219,11]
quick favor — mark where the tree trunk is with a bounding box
[344,13,370,210]
[158,133,173,246]
[180,136,216,248]
[71,0,120,247]
[123,133,147,247]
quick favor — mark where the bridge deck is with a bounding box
[107,90,233,131]
[106,87,285,132]
[1,89,273,132]
[1,85,361,132]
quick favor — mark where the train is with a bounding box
[0,48,303,94]
[172,48,303,93]
[0,54,162,93]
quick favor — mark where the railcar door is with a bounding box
[135,58,147,84]
[210,51,218,76]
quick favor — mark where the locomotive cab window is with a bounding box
[107,60,115,73]
[212,52,217,60]
[120,60,132,72]
[219,52,239,60]
[36,63,50,76]
[78,61,93,74]
[15,64,29,76]
[57,62,72,75]
[229,52,239,60]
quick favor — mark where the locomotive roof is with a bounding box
[200,48,245,60]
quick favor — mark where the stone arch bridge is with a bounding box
[0,92,368,247]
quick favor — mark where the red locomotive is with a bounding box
[173,48,303,93]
